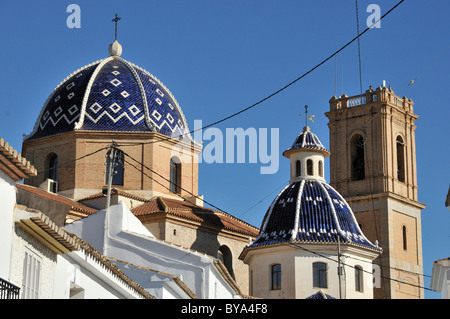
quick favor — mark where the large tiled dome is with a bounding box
[25,41,190,141]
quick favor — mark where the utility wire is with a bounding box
[122,150,224,212]
[121,150,258,232]
[120,144,432,281]
[237,181,287,219]
[288,242,433,292]
[355,0,363,94]
[113,144,432,293]
[33,146,110,177]
[117,0,405,148]
[340,251,432,279]
[119,141,431,280]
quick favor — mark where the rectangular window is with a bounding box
[313,262,327,288]
[271,264,281,290]
[22,249,41,299]
[355,266,363,292]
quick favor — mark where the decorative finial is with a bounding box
[112,13,121,41]
[299,105,314,129]
[109,13,122,57]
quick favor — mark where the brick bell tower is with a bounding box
[325,83,426,299]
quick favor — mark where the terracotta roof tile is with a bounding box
[132,197,259,237]
[0,138,37,180]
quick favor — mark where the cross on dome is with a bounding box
[108,14,123,57]
[112,13,121,41]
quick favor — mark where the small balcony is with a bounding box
[0,277,20,299]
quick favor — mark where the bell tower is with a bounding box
[325,84,426,299]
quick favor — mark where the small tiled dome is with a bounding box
[250,179,380,251]
[248,127,380,252]
[25,41,191,141]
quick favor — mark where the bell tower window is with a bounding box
[402,225,407,250]
[396,136,405,182]
[170,157,181,194]
[350,134,365,181]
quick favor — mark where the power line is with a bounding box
[122,150,225,213]
[340,251,432,279]
[117,0,405,148]
[88,143,432,295]
[118,144,432,282]
[34,146,110,177]
[121,149,259,232]
[355,0,363,94]
[237,181,287,219]
[288,242,433,292]
[122,155,258,235]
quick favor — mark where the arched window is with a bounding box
[355,266,363,292]
[402,225,407,250]
[218,245,235,279]
[271,264,281,290]
[396,136,405,182]
[170,157,181,193]
[318,160,324,177]
[48,154,58,181]
[307,159,313,176]
[313,262,327,288]
[296,160,301,177]
[351,134,365,181]
[105,149,124,186]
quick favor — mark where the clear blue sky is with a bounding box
[0,0,448,299]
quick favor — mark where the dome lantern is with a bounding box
[283,125,330,183]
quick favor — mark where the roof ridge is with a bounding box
[107,257,197,299]
[77,188,150,203]
[74,56,114,130]
[16,183,97,215]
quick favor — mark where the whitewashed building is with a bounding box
[0,138,37,298]
[64,201,244,299]
[0,137,152,299]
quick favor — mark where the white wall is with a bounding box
[444,269,450,299]
[246,244,377,299]
[0,170,17,280]
[54,249,145,299]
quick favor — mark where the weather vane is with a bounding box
[112,13,121,41]
[299,105,315,127]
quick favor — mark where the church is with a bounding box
[19,37,258,296]
[16,19,425,298]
